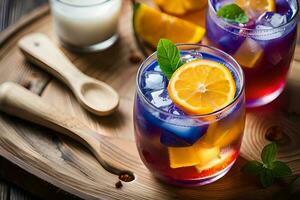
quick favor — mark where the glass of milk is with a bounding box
[50,0,122,52]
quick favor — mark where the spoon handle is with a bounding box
[18,33,85,88]
[0,82,128,175]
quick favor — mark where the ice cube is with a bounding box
[181,54,195,63]
[142,71,167,90]
[159,104,184,116]
[154,65,162,72]
[190,50,203,60]
[254,12,287,39]
[150,89,172,108]
[254,24,285,40]
[219,34,245,54]
[276,0,297,20]
[255,25,272,30]
[256,12,287,28]
[181,50,203,63]
[167,104,185,115]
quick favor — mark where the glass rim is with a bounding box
[55,0,112,7]
[136,43,245,118]
[208,0,299,32]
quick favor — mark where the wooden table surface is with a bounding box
[0,1,46,199]
[0,1,300,200]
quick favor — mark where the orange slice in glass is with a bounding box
[168,59,236,115]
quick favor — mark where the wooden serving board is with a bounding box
[0,1,300,199]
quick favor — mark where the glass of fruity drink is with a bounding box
[206,0,298,107]
[134,42,245,186]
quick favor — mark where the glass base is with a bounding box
[155,161,235,187]
[246,83,285,108]
[60,34,118,53]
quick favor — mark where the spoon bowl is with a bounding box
[79,81,119,116]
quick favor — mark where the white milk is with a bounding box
[50,0,122,48]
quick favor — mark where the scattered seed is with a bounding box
[115,181,123,189]
[119,173,134,182]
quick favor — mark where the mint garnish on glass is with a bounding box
[157,39,182,79]
[241,142,292,188]
[217,4,249,24]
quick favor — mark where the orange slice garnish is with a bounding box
[154,0,207,15]
[133,3,205,47]
[168,59,236,115]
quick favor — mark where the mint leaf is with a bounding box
[260,168,274,188]
[241,160,263,173]
[217,4,249,24]
[272,161,292,177]
[261,142,277,166]
[157,39,182,79]
[242,142,292,188]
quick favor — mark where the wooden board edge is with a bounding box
[0,147,92,200]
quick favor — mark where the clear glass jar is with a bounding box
[50,0,122,52]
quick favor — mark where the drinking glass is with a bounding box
[134,44,245,186]
[50,0,122,52]
[205,0,298,107]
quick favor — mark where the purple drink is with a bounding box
[206,0,298,107]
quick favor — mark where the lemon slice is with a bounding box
[168,59,236,115]
[236,0,276,16]
[154,0,207,15]
[133,3,205,47]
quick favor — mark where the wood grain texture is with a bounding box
[0,156,81,200]
[10,187,36,200]
[0,180,8,200]
[0,0,299,199]
[0,0,46,31]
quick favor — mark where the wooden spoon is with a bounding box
[0,82,134,180]
[18,33,119,116]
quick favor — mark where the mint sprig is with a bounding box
[217,4,249,24]
[241,142,292,188]
[157,39,182,79]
